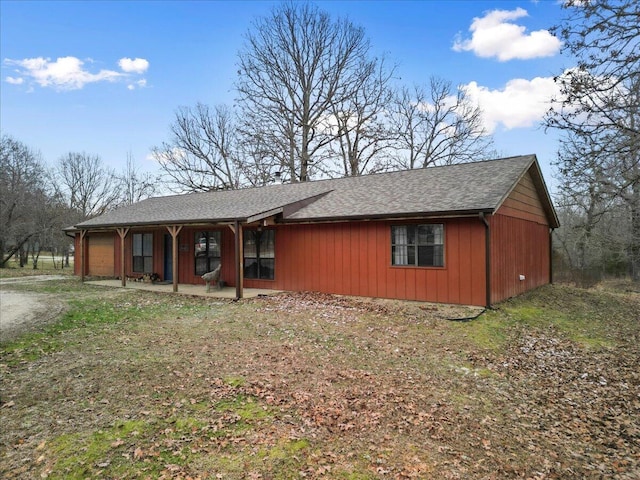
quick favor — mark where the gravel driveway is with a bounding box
[0,276,67,343]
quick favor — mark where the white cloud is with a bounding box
[150,147,187,165]
[463,75,561,133]
[4,56,122,90]
[5,76,24,85]
[4,56,150,91]
[453,8,561,61]
[118,57,149,73]
[127,78,148,90]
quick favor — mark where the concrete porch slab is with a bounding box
[85,279,281,299]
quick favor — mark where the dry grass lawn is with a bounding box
[1,277,638,479]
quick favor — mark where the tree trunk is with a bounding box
[300,123,310,182]
[630,184,640,281]
[1,234,34,268]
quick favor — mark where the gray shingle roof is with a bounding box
[74,155,558,229]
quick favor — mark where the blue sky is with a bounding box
[1,0,570,191]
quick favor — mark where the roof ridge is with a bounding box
[250,154,536,191]
[140,155,536,202]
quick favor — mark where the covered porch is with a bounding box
[74,216,272,300]
[85,279,282,299]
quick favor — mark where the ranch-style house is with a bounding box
[68,155,559,307]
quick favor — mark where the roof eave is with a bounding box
[71,217,247,231]
[280,208,495,224]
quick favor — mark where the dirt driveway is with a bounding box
[0,276,67,342]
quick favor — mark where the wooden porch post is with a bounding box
[79,229,87,282]
[166,225,183,292]
[233,220,244,300]
[116,228,130,287]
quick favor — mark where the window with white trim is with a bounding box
[391,224,444,267]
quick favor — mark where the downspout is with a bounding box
[479,212,491,308]
[549,228,554,284]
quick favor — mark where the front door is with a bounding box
[164,234,173,281]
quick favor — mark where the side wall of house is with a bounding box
[79,218,488,305]
[243,218,487,306]
[109,221,487,305]
[490,169,551,304]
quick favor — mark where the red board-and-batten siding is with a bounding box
[248,219,487,306]
[77,219,486,306]
[490,170,551,304]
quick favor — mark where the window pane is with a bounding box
[417,224,444,246]
[392,245,408,265]
[195,232,206,256]
[195,256,208,275]
[195,232,220,256]
[260,231,275,258]
[392,226,407,245]
[133,256,143,272]
[433,245,444,267]
[143,256,153,273]
[244,233,257,257]
[406,226,416,245]
[244,258,258,278]
[417,245,444,267]
[407,245,416,265]
[259,258,275,279]
[208,258,221,272]
[433,225,443,245]
[208,232,221,257]
[417,246,434,266]
[133,234,142,256]
[417,225,432,245]
[143,234,153,255]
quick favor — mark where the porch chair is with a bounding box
[201,264,222,293]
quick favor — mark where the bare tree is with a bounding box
[53,152,121,219]
[546,0,640,280]
[152,103,241,192]
[236,132,283,187]
[117,152,158,205]
[389,78,494,169]
[327,56,396,176]
[553,131,614,273]
[0,135,71,268]
[0,135,48,266]
[554,198,630,284]
[236,2,376,182]
[547,0,640,140]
